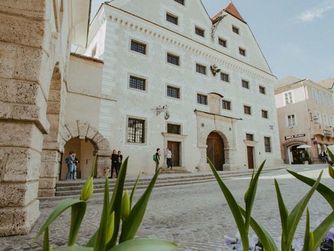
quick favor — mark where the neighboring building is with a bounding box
[0,0,92,236]
[275,77,334,164]
[78,0,282,175]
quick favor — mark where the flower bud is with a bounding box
[121,191,130,221]
[106,212,115,243]
[80,177,94,201]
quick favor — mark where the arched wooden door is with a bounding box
[206,132,225,170]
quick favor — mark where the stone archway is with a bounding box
[39,65,64,197]
[61,120,112,179]
[284,140,307,164]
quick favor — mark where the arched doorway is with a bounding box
[207,131,225,170]
[60,137,98,180]
[287,144,309,164]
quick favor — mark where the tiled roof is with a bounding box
[212,2,246,24]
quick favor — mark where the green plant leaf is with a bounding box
[329,165,334,180]
[244,161,265,232]
[311,211,334,250]
[68,203,87,246]
[55,246,94,251]
[286,172,322,249]
[95,177,110,251]
[327,149,334,163]
[239,207,279,251]
[208,160,249,251]
[38,198,84,237]
[121,191,130,221]
[274,179,289,248]
[86,231,98,247]
[107,158,129,248]
[119,169,160,243]
[302,209,312,251]
[288,170,334,209]
[43,227,50,251]
[108,239,177,251]
[130,174,140,208]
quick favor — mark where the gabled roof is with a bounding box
[212,2,246,24]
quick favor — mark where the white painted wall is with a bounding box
[83,1,282,175]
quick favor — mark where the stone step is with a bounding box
[55,177,217,197]
[55,175,216,190]
[52,167,285,199]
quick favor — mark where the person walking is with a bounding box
[65,152,76,180]
[110,150,118,178]
[166,148,173,169]
[116,150,123,174]
[153,148,161,173]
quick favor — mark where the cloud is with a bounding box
[297,1,334,22]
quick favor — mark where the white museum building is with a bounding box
[75,0,282,175]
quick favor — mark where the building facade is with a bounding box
[78,0,282,175]
[275,77,334,164]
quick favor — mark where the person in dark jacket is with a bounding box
[154,148,161,173]
[116,151,123,174]
[110,150,118,178]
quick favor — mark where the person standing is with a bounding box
[65,152,76,180]
[116,150,123,174]
[166,148,172,169]
[110,150,118,178]
[153,148,161,173]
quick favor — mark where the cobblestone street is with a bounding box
[1,165,333,251]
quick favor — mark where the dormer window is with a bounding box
[232,25,239,34]
[195,26,205,37]
[166,13,178,25]
[218,38,227,47]
[239,47,246,56]
[174,0,185,5]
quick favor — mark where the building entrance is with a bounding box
[167,141,181,166]
[61,137,97,180]
[206,132,225,170]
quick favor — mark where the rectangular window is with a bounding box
[284,92,293,104]
[232,25,239,34]
[264,137,271,153]
[262,110,268,119]
[167,123,181,134]
[239,48,246,56]
[222,100,231,110]
[259,86,266,94]
[221,72,229,82]
[167,85,180,99]
[242,80,249,89]
[174,0,185,5]
[130,40,146,54]
[197,94,208,105]
[167,53,180,66]
[166,13,178,25]
[246,133,254,141]
[218,38,227,47]
[287,114,296,128]
[195,26,205,37]
[129,76,146,91]
[196,63,206,75]
[244,105,251,115]
[127,118,145,143]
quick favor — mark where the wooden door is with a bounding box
[206,132,225,170]
[247,146,255,169]
[167,141,181,166]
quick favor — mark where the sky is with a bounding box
[91,0,334,81]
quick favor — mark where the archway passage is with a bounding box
[206,132,225,170]
[61,137,98,180]
[288,145,308,164]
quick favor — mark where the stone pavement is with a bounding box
[0,164,333,250]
